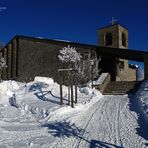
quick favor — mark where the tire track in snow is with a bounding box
[114,98,123,147]
[75,99,107,148]
[50,95,148,148]
[49,99,107,148]
[103,100,116,144]
[103,108,113,143]
[99,96,123,145]
[75,97,120,148]
[74,96,121,147]
[76,95,146,148]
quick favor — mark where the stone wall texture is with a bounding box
[0,34,140,83]
[116,67,136,81]
[0,36,97,83]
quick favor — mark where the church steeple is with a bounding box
[98,23,128,49]
[98,22,131,81]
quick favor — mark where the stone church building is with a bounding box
[0,23,138,83]
[98,24,136,81]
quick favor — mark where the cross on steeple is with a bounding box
[110,17,117,25]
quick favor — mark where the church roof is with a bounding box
[98,23,128,31]
[4,35,98,50]
[1,35,148,62]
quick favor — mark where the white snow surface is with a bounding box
[94,73,108,85]
[0,77,147,148]
[136,80,148,118]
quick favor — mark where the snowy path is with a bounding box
[50,96,148,148]
[76,96,147,148]
[0,95,148,148]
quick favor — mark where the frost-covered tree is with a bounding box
[76,52,99,84]
[58,45,81,85]
[0,57,7,81]
[58,45,99,85]
[58,45,81,67]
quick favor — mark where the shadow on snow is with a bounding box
[41,121,123,148]
[128,94,148,143]
[90,140,122,148]
[29,82,68,104]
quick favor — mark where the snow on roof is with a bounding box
[129,64,139,69]
[54,39,71,43]
[36,37,44,39]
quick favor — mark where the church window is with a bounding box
[122,32,126,47]
[105,33,112,46]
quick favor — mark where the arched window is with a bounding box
[122,32,126,47]
[105,33,112,46]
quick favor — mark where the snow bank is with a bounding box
[45,88,103,122]
[0,77,103,121]
[34,76,54,84]
[136,80,148,121]
[0,81,21,105]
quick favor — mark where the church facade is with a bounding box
[0,23,137,83]
[98,24,136,81]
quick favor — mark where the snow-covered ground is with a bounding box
[136,80,148,118]
[0,77,147,148]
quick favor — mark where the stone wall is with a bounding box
[116,67,136,81]
[98,24,128,48]
[16,37,97,83]
[98,25,119,47]
[0,39,18,80]
[0,35,143,83]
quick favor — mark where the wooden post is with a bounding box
[71,77,74,108]
[75,84,77,103]
[74,71,77,103]
[68,86,70,105]
[144,54,148,80]
[91,64,93,88]
[59,71,63,105]
[58,68,77,107]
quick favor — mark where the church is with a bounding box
[0,22,147,83]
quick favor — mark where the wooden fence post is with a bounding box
[59,71,63,105]
[75,84,77,103]
[71,76,74,108]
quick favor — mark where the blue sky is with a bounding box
[0,0,148,53]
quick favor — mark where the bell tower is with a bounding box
[98,18,128,49]
[98,19,136,81]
